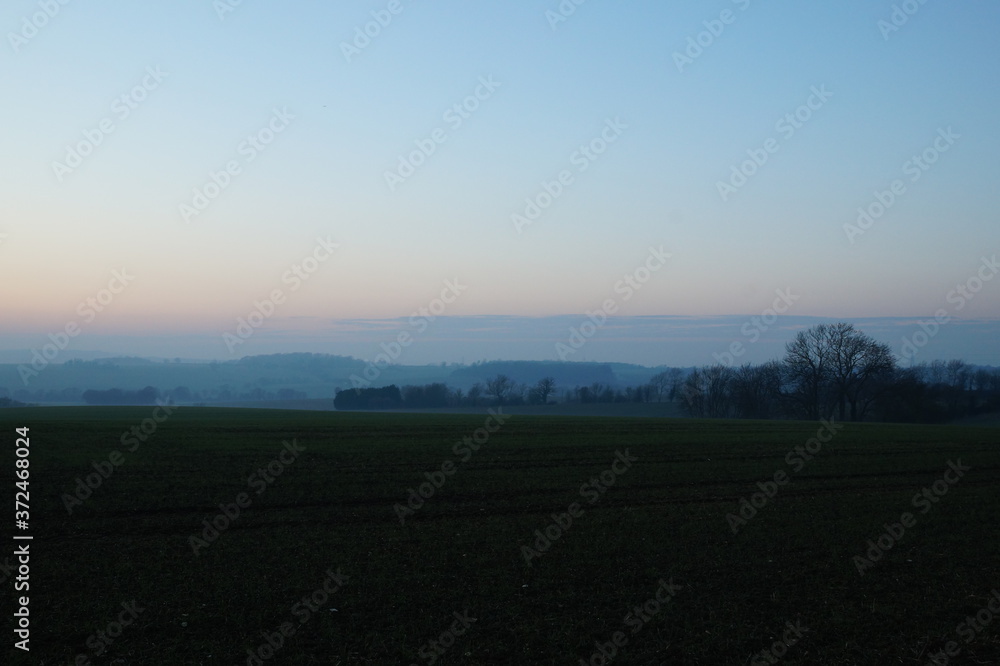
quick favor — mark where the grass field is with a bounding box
[2,407,999,665]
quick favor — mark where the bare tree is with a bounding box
[467,382,483,406]
[783,324,834,419]
[927,360,948,386]
[703,365,734,417]
[530,377,556,405]
[784,322,895,421]
[942,359,973,414]
[485,374,515,405]
[648,370,669,402]
[649,368,684,402]
[730,361,782,419]
[945,359,971,390]
[973,367,999,393]
[680,365,733,418]
[825,322,896,421]
[678,371,705,416]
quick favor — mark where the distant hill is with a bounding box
[0,353,671,405]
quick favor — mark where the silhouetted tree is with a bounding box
[783,324,836,419]
[730,361,782,419]
[680,366,733,417]
[649,368,684,402]
[529,377,557,405]
[824,323,896,421]
[467,383,483,407]
[485,375,515,405]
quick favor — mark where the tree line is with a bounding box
[678,323,999,422]
[333,376,561,410]
[335,324,1000,423]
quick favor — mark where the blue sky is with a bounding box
[1,0,998,365]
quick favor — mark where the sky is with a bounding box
[1,0,998,366]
